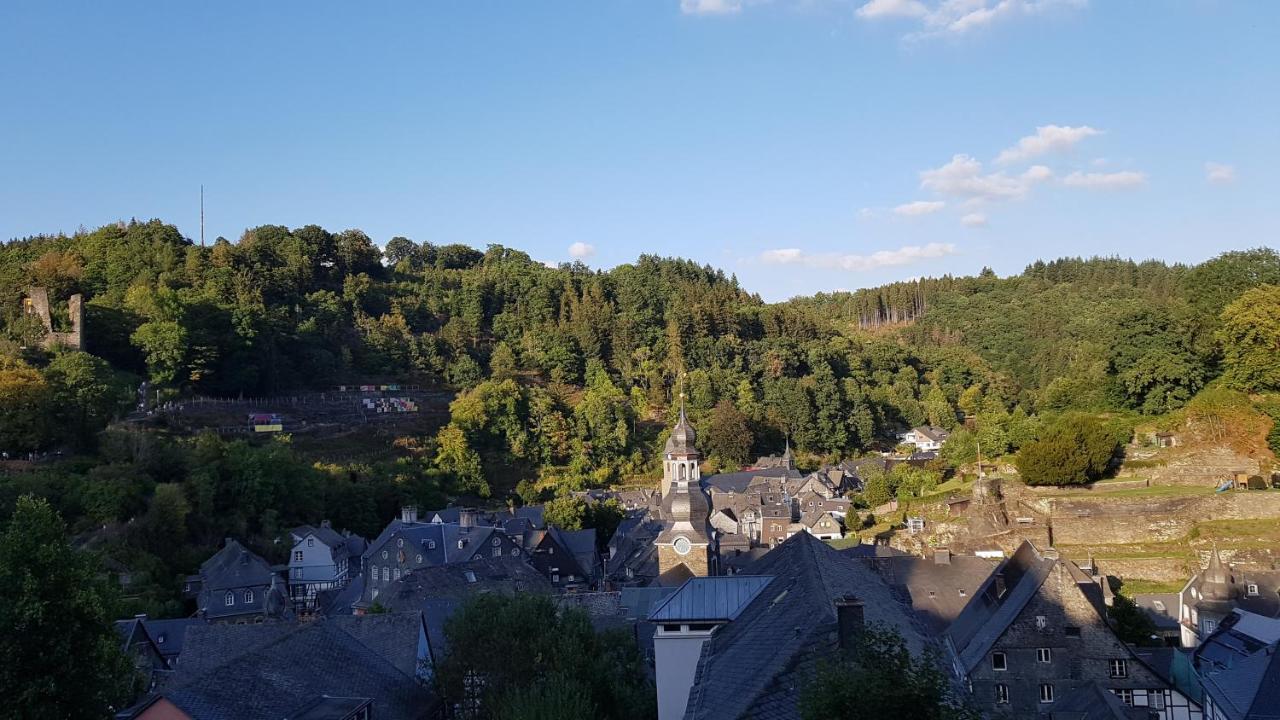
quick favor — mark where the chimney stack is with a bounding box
[834,595,865,652]
[459,508,478,530]
[401,506,418,524]
[934,548,952,565]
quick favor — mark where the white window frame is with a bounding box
[244,589,254,603]
[1039,684,1054,704]
[1109,659,1128,678]
[1037,647,1051,663]
[224,591,234,606]
[995,683,1009,704]
[1115,689,1134,706]
[991,652,1007,671]
[307,537,314,547]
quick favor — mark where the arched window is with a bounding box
[224,591,234,606]
[370,564,377,581]
[679,464,686,480]
[244,589,254,603]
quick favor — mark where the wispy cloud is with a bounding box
[854,0,1087,40]
[893,200,947,216]
[855,0,927,19]
[919,154,1051,203]
[568,242,596,259]
[1061,170,1146,189]
[996,125,1101,164]
[960,212,988,227]
[1205,162,1236,184]
[680,0,744,15]
[759,242,957,271]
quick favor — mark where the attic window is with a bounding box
[244,589,254,603]
[224,591,234,606]
[458,540,466,549]
[465,571,477,583]
[1248,583,1259,596]
[398,538,404,548]
[1152,600,1166,612]
[428,540,436,550]
[416,554,423,564]
[307,538,314,547]
[382,550,389,560]
[958,589,967,597]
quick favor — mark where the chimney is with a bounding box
[459,508,477,530]
[834,595,865,652]
[320,519,331,529]
[934,548,951,565]
[401,506,418,524]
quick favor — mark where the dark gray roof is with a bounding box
[549,526,599,580]
[1194,610,1280,720]
[317,574,364,616]
[701,466,800,494]
[1051,681,1144,720]
[162,614,430,720]
[285,696,372,720]
[681,532,929,720]
[372,556,553,613]
[1133,593,1181,631]
[141,618,203,660]
[944,541,1056,673]
[648,576,773,623]
[870,553,999,634]
[196,540,289,620]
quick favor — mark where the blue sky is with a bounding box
[1,1,1276,301]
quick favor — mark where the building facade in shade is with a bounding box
[655,404,715,582]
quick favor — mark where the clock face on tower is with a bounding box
[673,536,692,555]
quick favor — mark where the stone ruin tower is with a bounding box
[23,287,84,351]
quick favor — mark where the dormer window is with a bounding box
[244,589,254,603]
[398,538,405,548]
[428,540,436,549]
[1248,583,1259,596]
[224,591,235,606]
[307,537,314,547]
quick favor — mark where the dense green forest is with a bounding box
[2,219,1280,618]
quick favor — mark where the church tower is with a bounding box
[656,399,713,580]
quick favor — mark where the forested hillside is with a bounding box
[3,219,1280,616]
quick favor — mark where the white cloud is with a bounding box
[919,154,1041,202]
[1205,162,1236,184]
[855,0,1086,40]
[681,0,743,15]
[961,213,988,227]
[568,242,596,259]
[856,0,928,19]
[1062,170,1146,189]
[893,200,947,216]
[858,207,879,219]
[759,242,957,271]
[996,125,1101,164]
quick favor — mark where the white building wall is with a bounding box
[654,627,716,720]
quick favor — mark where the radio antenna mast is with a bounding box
[200,184,205,247]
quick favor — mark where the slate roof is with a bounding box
[374,556,553,613]
[680,532,929,720]
[1194,609,1280,720]
[648,576,773,623]
[944,541,1056,672]
[141,618,203,661]
[1133,593,1181,631]
[701,466,801,494]
[1051,681,1147,720]
[196,540,290,621]
[549,526,599,581]
[157,614,431,720]
[869,552,999,634]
